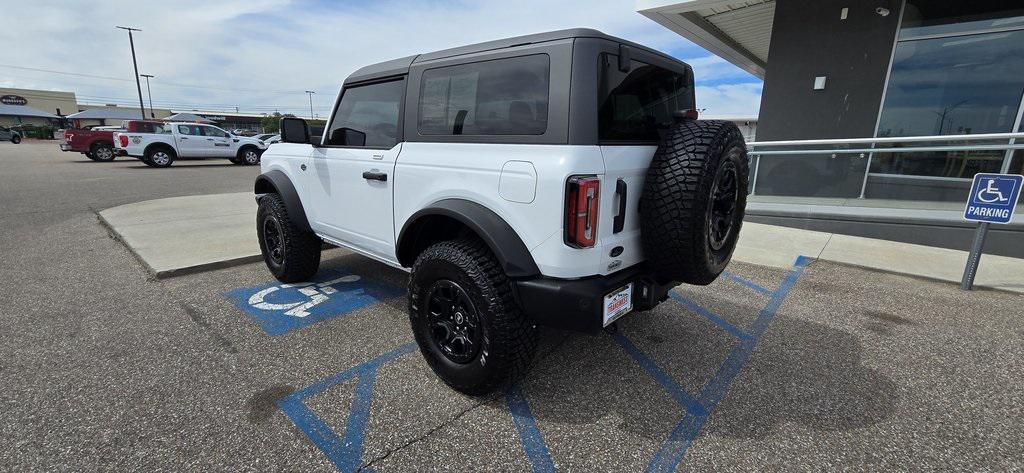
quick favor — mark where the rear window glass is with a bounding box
[598,53,692,142]
[133,122,169,134]
[418,54,549,136]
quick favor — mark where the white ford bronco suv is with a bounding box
[255,29,748,395]
[114,122,266,167]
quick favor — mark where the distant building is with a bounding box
[639,0,1024,257]
[0,87,75,126]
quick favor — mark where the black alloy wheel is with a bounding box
[708,155,739,251]
[262,216,285,266]
[425,280,482,364]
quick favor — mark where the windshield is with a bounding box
[597,53,693,142]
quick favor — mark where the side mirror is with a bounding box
[280,117,310,144]
[328,127,366,146]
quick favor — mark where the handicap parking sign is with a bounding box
[226,268,405,335]
[963,173,1023,224]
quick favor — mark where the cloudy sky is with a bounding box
[0,0,762,118]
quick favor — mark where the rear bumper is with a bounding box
[513,264,676,334]
[59,144,79,152]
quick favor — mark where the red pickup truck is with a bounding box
[60,120,164,162]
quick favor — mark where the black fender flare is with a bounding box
[397,199,540,278]
[254,170,312,233]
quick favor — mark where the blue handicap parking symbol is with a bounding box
[226,268,405,336]
[963,173,1023,224]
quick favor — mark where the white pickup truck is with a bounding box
[114,121,267,167]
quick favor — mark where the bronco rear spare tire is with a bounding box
[639,119,749,285]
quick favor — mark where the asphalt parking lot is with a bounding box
[2,140,1023,471]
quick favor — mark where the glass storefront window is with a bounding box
[900,1,1024,39]
[872,29,1024,179]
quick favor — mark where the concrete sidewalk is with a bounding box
[99,192,1024,292]
[98,193,260,278]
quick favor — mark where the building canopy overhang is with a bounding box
[637,0,774,79]
[0,103,60,119]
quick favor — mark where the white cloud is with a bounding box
[0,0,762,117]
[696,83,763,118]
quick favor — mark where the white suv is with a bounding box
[255,29,748,394]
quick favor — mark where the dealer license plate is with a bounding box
[603,283,633,326]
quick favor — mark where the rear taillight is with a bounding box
[565,176,600,248]
[65,132,74,142]
[119,135,129,147]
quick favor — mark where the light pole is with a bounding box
[116,26,146,120]
[140,74,155,118]
[305,90,315,120]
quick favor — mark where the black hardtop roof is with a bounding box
[344,28,685,84]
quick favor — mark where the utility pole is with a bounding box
[140,74,155,118]
[116,26,146,120]
[305,90,315,120]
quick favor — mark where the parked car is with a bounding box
[254,29,749,394]
[232,129,258,137]
[0,125,21,144]
[255,133,281,145]
[61,120,163,161]
[115,122,267,167]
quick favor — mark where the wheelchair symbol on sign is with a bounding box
[976,179,1009,204]
[247,275,361,317]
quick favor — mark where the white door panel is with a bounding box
[308,143,401,261]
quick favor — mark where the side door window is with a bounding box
[326,79,405,148]
[201,126,232,154]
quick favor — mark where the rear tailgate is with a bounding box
[596,145,657,274]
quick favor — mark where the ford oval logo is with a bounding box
[1,95,27,106]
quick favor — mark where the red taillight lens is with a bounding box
[119,135,129,147]
[565,176,600,248]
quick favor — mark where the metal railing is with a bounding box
[746,132,1024,198]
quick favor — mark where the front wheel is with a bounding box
[409,238,538,395]
[256,194,321,283]
[11,134,21,144]
[238,147,261,165]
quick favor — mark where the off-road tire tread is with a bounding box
[639,119,748,284]
[257,194,321,283]
[409,238,538,395]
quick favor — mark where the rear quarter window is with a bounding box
[418,54,549,136]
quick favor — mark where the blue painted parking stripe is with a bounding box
[668,291,752,341]
[644,256,811,473]
[277,343,416,471]
[292,343,416,399]
[506,385,556,473]
[721,271,773,296]
[612,332,707,416]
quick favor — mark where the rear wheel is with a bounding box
[639,119,748,285]
[11,134,21,144]
[145,147,175,168]
[256,194,321,283]
[409,238,538,395]
[91,143,115,162]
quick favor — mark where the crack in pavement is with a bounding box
[357,333,571,471]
